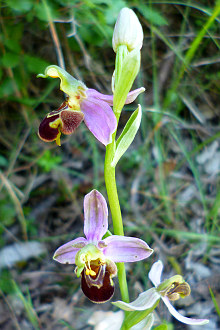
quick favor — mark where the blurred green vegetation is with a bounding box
[0,0,220,328]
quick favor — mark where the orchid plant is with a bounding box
[37,7,209,329]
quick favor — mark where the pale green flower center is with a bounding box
[75,243,106,277]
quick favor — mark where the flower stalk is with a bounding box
[104,68,128,297]
[104,7,144,304]
[104,143,129,302]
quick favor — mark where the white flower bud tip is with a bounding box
[112,7,143,52]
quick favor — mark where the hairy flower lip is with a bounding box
[81,263,115,304]
[38,108,84,146]
[53,189,153,303]
[164,281,191,301]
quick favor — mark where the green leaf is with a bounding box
[13,281,40,329]
[111,105,142,167]
[4,23,23,53]
[0,78,16,97]
[37,150,62,172]
[0,156,8,168]
[137,5,168,26]
[209,286,220,318]
[154,325,169,330]
[24,55,50,74]
[105,0,127,24]
[5,0,33,12]
[207,187,220,231]
[129,313,154,330]
[0,270,14,294]
[0,200,16,226]
[33,1,59,22]
[123,300,159,328]
[2,52,20,68]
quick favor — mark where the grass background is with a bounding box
[0,0,220,329]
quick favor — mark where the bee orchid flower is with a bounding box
[113,260,209,326]
[53,189,153,303]
[38,65,145,146]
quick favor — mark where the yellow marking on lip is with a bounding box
[55,131,61,146]
[85,264,96,276]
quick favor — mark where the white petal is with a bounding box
[112,288,160,311]
[148,260,163,287]
[163,297,209,325]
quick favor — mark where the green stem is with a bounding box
[104,144,123,235]
[103,42,142,303]
[103,45,131,303]
[104,140,129,303]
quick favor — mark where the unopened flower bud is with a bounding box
[112,7,143,53]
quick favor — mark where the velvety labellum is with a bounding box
[38,114,60,142]
[81,263,115,303]
[38,101,84,143]
[166,282,191,301]
[60,110,84,135]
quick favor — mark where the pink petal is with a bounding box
[86,87,145,106]
[86,89,114,105]
[53,237,87,264]
[102,236,153,262]
[81,97,117,145]
[162,297,209,325]
[84,190,108,243]
[149,260,163,287]
[124,87,145,104]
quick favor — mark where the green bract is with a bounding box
[113,49,141,113]
[111,105,142,167]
